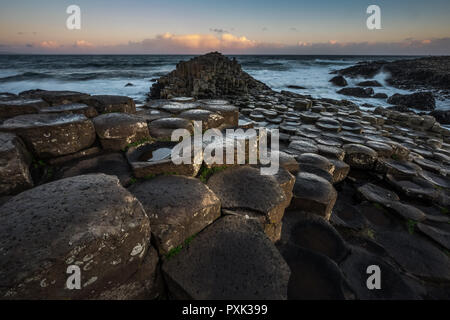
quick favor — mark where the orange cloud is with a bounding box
[40,40,58,48]
[74,40,94,48]
[147,32,257,51]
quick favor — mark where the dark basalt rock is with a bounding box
[39,103,98,118]
[387,92,436,111]
[430,110,450,125]
[0,132,33,195]
[162,215,290,299]
[0,113,96,158]
[291,172,337,220]
[376,230,450,282]
[285,247,349,300]
[93,113,150,151]
[0,174,152,299]
[337,87,374,98]
[0,98,48,119]
[19,89,90,105]
[336,56,450,90]
[54,152,133,187]
[81,95,136,114]
[150,52,270,99]
[129,175,221,255]
[207,166,289,241]
[356,80,383,87]
[341,246,420,300]
[329,75,348,87]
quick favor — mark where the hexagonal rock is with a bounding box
[82,95,136,114]
[162,215,290,299]
[207,166,288,240]
[272,150,299,174]
[55,152,133,187]
[329,159,350,184]
[203,104,239,127]
[288,140,319,156]
[179,109,224,130]
[126,141,202,178]
[19,89,90,105]
[417,223,450,251]
[297,153,335,174]
[384,202,426,222]
[365,141,393,158]
[0,132,33,195]
[0,98,48,119]
[286,248,349,300]
[147,117,193,140]
[341,246,420,300]
[376,231,450,281]
[0,113,96,158]
[39,103,98,118]
[129,175,220,255]
[318,144,345,161]
[343,143,378,169]
[376,159,422,177]
[357,183,400,204]
[93,113,150,151]
[291,172,338,220]
[0,174,152,299]
[96,246,162,300]
[386,174,439,201]
[282,214,350,263]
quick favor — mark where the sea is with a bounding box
[0,55,448,111]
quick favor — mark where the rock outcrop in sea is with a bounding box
[0,52,449,300]
[150,51,270,99]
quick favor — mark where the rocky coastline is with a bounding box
[0,52,449,300]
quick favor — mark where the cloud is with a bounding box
[131,32,258,53]
[73,40,94,48]
[40,41,58,49]
[4,33,450,55]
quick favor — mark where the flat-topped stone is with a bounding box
[291,172,338,220]
[147,117,193,140]
[39,103,98,118]
[82,95,136,114]
[0,174,152,299]
[55,152,133,187]
[343,143,378,169]
[93,113,150,151]
[162,215,290,299]
[0,113,95,158]
[129,175,221,254]
[207,166,289,241]
[179,109,224,130]
[19,89,90,105]
[0,98,48,119]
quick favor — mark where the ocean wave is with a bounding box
[0,72,54,82]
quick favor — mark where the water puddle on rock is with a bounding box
[139,147,172,162]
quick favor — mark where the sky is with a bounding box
[0,0,449,55]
